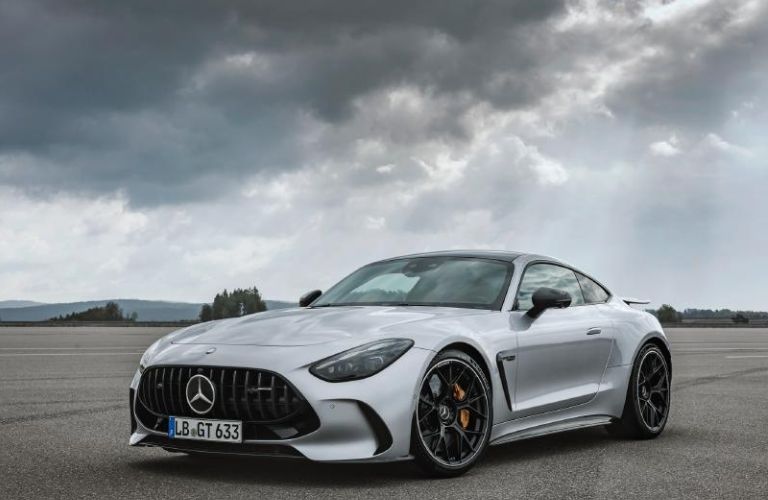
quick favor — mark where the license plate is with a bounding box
[168,416,243,443]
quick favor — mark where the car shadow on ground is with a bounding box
[128,427,617,486]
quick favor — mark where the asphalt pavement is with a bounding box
[0,326,766,499]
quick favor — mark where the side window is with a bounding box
[515,264,585,310]
[576,273,610,304]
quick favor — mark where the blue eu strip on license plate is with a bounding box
[168,416,176,438]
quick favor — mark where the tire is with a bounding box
[411,350,492,478]
[608,344,671,439]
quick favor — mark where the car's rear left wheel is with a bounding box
[608,344,671,439]
[411,350,492,477]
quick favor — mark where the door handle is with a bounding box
[586,328,602,336]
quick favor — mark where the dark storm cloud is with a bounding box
[606,1,768,130]
[0,0,566,204]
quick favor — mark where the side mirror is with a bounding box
[299,289,322,307]
[527,287,571,318]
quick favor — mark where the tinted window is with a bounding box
[516,263,585,310]
[313,257,513,310]
[576,273,610,303]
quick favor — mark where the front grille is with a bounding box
[135,366,319,440]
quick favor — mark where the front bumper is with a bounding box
[129,344,434,462]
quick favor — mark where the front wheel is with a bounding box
[608,344,671,439]
[411,350,492,477]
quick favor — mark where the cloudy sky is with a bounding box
[1,0,766,309]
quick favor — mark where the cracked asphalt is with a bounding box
[1,326,767,499]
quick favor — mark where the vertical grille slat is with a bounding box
[152,368,161,414]
[255,372,264,420]
[142,369,150,410]
[231,370,240,420]
[147,370,153,411]
[270,374,279,420]
[237,370,245,418]
[167,367,176,415]
[140,370,148,409]
[219,368,226,417]
[138,366,304,423]
[177,367,184,413]
[244,370,254,421]
[283,380,289,413]
[159,368,168,416]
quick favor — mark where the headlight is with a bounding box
[309,338,414,382]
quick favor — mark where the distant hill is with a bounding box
[0,298,297,322]
[0,300,46,308]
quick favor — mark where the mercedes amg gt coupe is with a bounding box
[130,251,671,476]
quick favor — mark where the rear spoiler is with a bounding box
[622,297,650,305]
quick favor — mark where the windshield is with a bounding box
[312,257,513,310]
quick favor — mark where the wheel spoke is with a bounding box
[465,393,486,405]
[435,370,451,397]
[465,377,477,399]
[431,427,445,454]
[451,366,467,385]
[455,427,463,459]
[647,361,663,383]
[467,406,487,419]
[648,400,660,427]
[422,431,438,442]
[441,432,452,462]
[419,406,436,423]
[454,425,477,453]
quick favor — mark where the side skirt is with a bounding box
[489,415,613,446]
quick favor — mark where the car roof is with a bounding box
[376,250,526,263]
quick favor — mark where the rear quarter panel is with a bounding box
[602,298,669,368]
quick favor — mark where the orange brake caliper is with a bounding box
[453,383,470,429]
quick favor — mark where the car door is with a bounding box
[507,263,613,418]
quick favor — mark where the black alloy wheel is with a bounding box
[608,344,671,439]
[412,350,492,477]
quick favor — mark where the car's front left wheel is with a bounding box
[411,350,492,477]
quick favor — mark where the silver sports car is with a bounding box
[130,250,671,476]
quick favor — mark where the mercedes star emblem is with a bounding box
[186,374,216,415]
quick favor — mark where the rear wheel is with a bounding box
[608,344,670,439]
[411,350,492,477]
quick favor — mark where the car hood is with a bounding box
[171,306,489,347]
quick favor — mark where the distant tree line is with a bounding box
[679,308,768,320]
[651,304,683,323]
[646,305,767,324]
[49,302,137,322]
[199,287,267,322]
